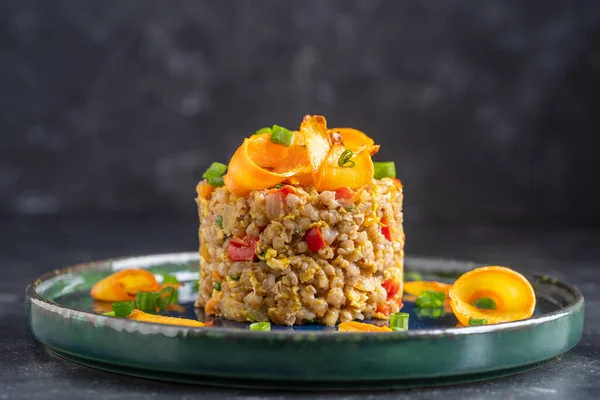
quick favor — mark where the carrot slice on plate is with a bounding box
[448,266,536,326]
[90,269,162,302]
[403,281,451,297]
[127,309,209,327]
[338,321,392,332]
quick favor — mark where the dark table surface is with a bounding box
[2,215,598,399]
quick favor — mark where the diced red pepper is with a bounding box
[228,236,258,261]
[271,185,295,202]
[381,217,392,241]
[305,226,326,252]
[335,187,354,200]
[376,297,403,316]
[375,303,391,316]
[228,245,255,261]
[382,278,401,298]
[392,178,403,187]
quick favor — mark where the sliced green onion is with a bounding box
[112,300,136,317]
[275,183,284,189]
[468,318,488,326]
[192,279,199,292]
[230,274,240,281]
[415,307,445,319]
[247,313,257,322]
[345,206,355,212]
[213,281,221,291]
[472,297,496,310]
[215,215,223,229]
[161,274,179,285]
[254,127,272,135]
[202,162,227,179]
[202,162,227,178]
[206,175,224,187]
[373,161,396,179]
[168,288,179,304]
[404,272,423,282]
[156,286,175,310]
[415,290,446,308]
[135,292,158,313]
[203,162,227,187]
[135,287,175,313]
[103,311,116,317]
[250,322,271,331]
[338,150,355,168]
[389,312,409,331]
[270,125,294,146]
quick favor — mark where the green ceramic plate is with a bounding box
[26,253,584,389]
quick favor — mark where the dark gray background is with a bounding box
[3,2,599,398]
[1,0,600,225]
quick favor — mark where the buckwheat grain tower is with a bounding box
[195,115,404,326]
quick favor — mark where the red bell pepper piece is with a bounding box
[382,278,401,298]
[334,187,354,200]
[381,217,392,241]
[228,236,258,261]
[305,226,326,252]
[376,297,403,316]
[375,303,391,316]
[271,185,295,202]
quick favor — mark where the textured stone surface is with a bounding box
[2,215,599,399]
[1,1,600,224]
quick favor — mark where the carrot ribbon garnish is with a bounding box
[222,115,387,195]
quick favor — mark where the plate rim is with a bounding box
[46,346,559,390]
[25,252,585,342]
